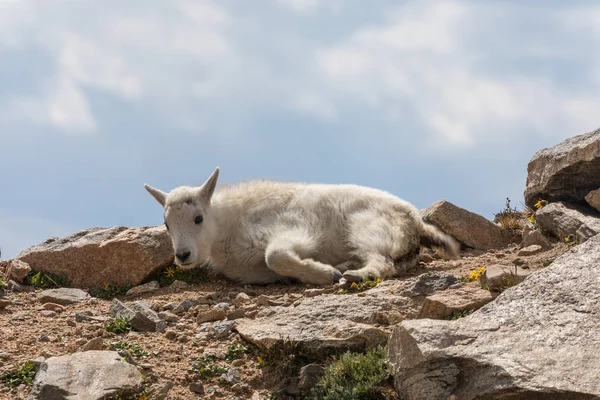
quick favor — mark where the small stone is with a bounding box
[179,300,194,311]
[189,382,205,394]
[171,305,185,315]
[0,299,11,309]
[517,245,544,256]
[214,302,230,311]
[158,311,179,322]
[227,309,246,320]
[75,310,94,322]
[30,356,46,365]
[481,264,530,292]
[39,334,51,342]
[233,293,251,306]
[6,260,31,282]
[82,337,104,351]
[169,280,188,290]
[126,281,160,296]
[151,380,174,400]
[43,302,66,312]
[298,363,325,392]
[256,295,282,306]
[0,352,10,361]
[41,310,57,318]
[210,321,235,339]
[39,288,91,306]
[8,280,27,292]
[303,288,326,297]
[196,308,226,324]
[232,359,245,367]
[162,302,178,310]
[75,338,87,346]
[219,368,242,385]
[164,329,178,340]
[66,319,77,327]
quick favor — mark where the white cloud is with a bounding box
[276,0,342,15]
[47,76,96,133]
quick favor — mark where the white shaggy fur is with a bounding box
[144,167,460,286]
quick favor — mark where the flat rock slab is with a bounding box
[480,264,530,292]
[422,200,516,250]
[585,188,600,212]
[16,226,174,288]
[524,127,600,208]
[234,272,459,353]
[39,288,90,305]
[388,234,600,400]
[417,285,493,319]
[536,201,600,243]
[28,350,143,400]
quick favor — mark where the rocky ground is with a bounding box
[0,242,571,400]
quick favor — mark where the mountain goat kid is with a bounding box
[144,167,459,286]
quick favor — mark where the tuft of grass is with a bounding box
[0,277,6,288]
[90,282,133,299]
[191,353,228,379]
[0,361,39,388]
[493,197,525,231]
[105,317,132,334]
[541,258,554,267]
[337,277,382,295]
[156,264,210,287]
[110,341,148,357]
[445,309,472,320]
[225,342,249,361]
[25,269,71,288]
[307,345,395,400]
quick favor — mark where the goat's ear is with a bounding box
[144,184,168,207]
[198,166,220,203]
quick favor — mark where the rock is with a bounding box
[82,337,104,351]
[28,350,143,400]
[524,127,600,208]
[109,299,166,332]
[196,307,227,324]
[43,303,66,312]
[189,382,204,394]
[178,299,194,311]
[158,311,179,322]
[585,188,600,212]
[126,281,160,296]
[303,288,327,297]
[220,368,242,385]
[298,364,324,392]
[210,320,235,339]
[16,226,173,288]
[151,380,174,400]
[521,224,552,249]
[0,287,4,297]
[164,329,178,340]
[417,286,494,319]
[480,264,530,292]
[0,299,11,309]
[5,259,31,282]
[388,234,600,400]
[517,244,544,256]
[536,202,600,243]
[8,279,28,292]
[227,309,246,320]
[40,310,57,318]
[235,275,455,353]
[38,334,51,342]
[233,292,251,306]
[422,200,516,250]
[169,280,189,290]
[39,288,90,306]
[214,302,230,311]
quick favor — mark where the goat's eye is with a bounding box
[194,215,204,224]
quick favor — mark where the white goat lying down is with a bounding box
[144,167,459,286]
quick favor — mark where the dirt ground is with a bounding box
[0,242,571,400]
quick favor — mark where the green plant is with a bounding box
[191,353,228,378]
[110,341,148,357]
[0,361,39,387]
[0,277,6,288]
[445,309,472,320]
[307,346,395,400]
[105,317,132,334]
[225,342,249,361]
[25,269,71,288]
[156,264,210,287]
[337,277,382,294]
[541,258,554,267]
[90,282,133,299]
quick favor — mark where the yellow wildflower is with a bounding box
[164,267,176,278]
[527,215,535,223]
[103,282,109,290]
[350,282,359,289]
[257,356,264,366]
[564,237,570,243]
[534,200,543,209]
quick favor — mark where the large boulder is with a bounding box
[387,234,600,400]
[585,188,600,212]
[524,127,600,208]
[16,226,173,288]
[535,202,600,243]
[422,200,516,250]
[28,350,143,400]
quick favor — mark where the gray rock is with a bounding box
[298,364,324,392]
[150,380,174,400]
[480,264,530,292]
[220,368,242,385]
[126,281,160,296]
[388,234,600,400]
[536,201,600,243]
[82,337,104,351]
[417,286,493,319]
[39,288,90,306]
[235,274,457,353]
[40,310,57,318]
[28,350,143,400]
[16,226,173,288]
[8,279,28,292]
[215,302,230,311]
[211,321,235,339]
[197,307,227,324]
[517,244,544,256]
[521,224,552,249]
[179,299,194,311]
[422,200,516,250]
[524,127,600,208]
[158,311,179,322]
[109,299,166,332]
[189,382,205,394]
[227,309,246,320]
[585,188,600,212]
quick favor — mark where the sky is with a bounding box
[1,0,599,259]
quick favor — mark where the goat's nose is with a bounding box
[176,251,191,263]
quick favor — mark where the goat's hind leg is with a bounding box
[265,230,342,285]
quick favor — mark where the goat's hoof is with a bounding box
[332,269,343,283]
[342,270,364,283]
